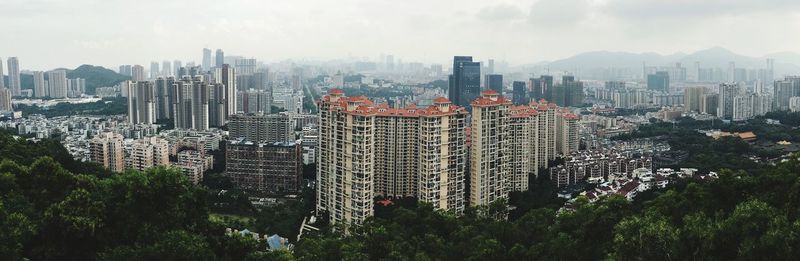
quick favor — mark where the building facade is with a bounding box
[89,132,125,173]
[226,139,302,193]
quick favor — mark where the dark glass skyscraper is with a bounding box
[529,75,553,101]
[448,56,481,108]
[512,81,527,105]
[647,71,670,93]
[485,74,503,94]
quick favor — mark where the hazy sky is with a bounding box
[2,0,800,70]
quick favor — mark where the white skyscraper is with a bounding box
[47,70,68,98]
[33,71,48,97]
[150,61,160,79]
[162,60,172,77]
[131,65,145,81]
[202,48,212,69]
[7,57,21,96]
[215,64,236,117]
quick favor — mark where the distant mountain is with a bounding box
[542,47,800,76]
[66,64,130,94]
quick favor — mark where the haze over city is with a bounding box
[3,1,800,260]
[3,0,800,69]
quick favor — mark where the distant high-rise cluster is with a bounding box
[449,56,481,108]
[316,89,579,225]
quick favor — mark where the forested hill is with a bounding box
[66,64,130,94]
[2,128,800,260]
[14,65,130,95]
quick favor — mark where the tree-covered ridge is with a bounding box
[66,65,131,95]
[0,131,290,260]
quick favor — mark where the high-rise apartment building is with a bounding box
[208,82,227,127]
[484,74,503,94]
[235,58,257,75]
[647,71,670,93]
[529,75,554,101]
[46,70,68,98]
[556,109,579,155]
[162,61,172,77]
[700,93,719,115]
[67,78,85,97]
[202,48,212,69]
[469,90,512,207]
[0,88,11,111]
[215,49,225,68]
[229,113,294,143]
[154,77,176,120]
[215,64,237,116]
[150,61,160,79]
[119,65,132,76]
[172,76,210,130]
[173,60,182,76]
[33,71,47,97]
[718,83,740,120]
[551,76,584,107]
[7,57,21,96]
[90,132,125,173]
[448,56,481,108]
[238,89,272,114]
[127,81,156,125]
[317,90,469,225]
[131,65,146,81]
[774,76,800,111]
[128,137,170,171]
[684,87,707,112]
[226,139,302,193]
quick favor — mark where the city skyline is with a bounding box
[2,0,800,70]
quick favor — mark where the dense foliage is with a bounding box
[295,155,800,260]
[0,132,290,260]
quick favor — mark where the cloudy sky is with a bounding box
[2,0,800,70]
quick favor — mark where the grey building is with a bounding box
[226,139,302,193]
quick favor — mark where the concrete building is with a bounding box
[176,149,212,184]
[215,64,237,117]
[154,77,176,120]
[33,71,47,98]
[469,89,512,207]
[127,81,156,125]
[238,89,272,114]
[226,139,302,193]
[317,89,469,225]
[718,83,740,120]
[684,87,706,112]
[90,132,125,173]
[790,97,800,112]
[7,57,21,96]
[47,70,68,98]
[128,136,170,171]
[0,88,12,111]
[172,76,209,130]
[131,65,146,81]
[228,113,294,143]
[67,78,86,97]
